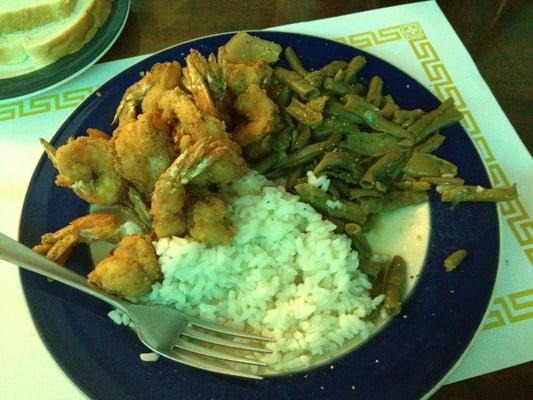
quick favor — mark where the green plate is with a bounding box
[0,0,130,100]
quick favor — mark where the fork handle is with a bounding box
[0,232,128,311]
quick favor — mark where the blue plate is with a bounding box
[0,0,130,100]
[18,31,499,400]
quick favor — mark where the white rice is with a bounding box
[148,171,383,371]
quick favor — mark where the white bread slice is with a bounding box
[0,0,76,34]
[0,0,111,66]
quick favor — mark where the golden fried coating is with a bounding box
[40,136,126,206]
[33,212,126,263]
[88,234,161,297]
[187,193,235,246]
[111,113,176,196]
[232,83,280,146]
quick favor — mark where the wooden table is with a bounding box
[103,1,533,399]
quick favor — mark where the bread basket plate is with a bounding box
[18,31,499,400]
[0,0,130,100]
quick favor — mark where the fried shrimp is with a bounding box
[226,60,273,96]
[111,113,176,196]
[187,192,235,246]
[33,212,137,263]
[159,88,227,145]
[40,136,126,206]
[113,61,182,126]
[233,83,280,146]
[88,234,161,297]
[150,137,247,239]
[183,50,219,118]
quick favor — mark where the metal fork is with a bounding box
[0,233,272,379]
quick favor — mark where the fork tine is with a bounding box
[166,350,264,380]
[187,319,275,342]
[181,326,272,354]
[173,338,267,366]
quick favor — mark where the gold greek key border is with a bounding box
[336,22,532,268]
[483,289,533,330]
[0,86,94,122]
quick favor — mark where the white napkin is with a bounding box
[1,1,531,398]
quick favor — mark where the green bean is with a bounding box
[346,187,383,200]
[384,255,406,315]
[360,150,411,189]
[277,131,342,169]
[312,117,362,140]
[323,77,365,96]
[292,125,311,151]
[272,125,293,154]
[286,165,305,190]
[281,109,296,127]
[284,47,307,76]
[326,170,363,185]
[393,109,424,127]
[358,197,385,214]
[324,101,364,124]
[444,249,467,272]
[366,76,383,107]
[253,152,280,174]
[333,69,345,82]
[382,191,428,212]
[314,151,364,181]
[345,223,372,261]
[344,55,366,83]
[304,70,324,88]
[307,95,328,113]
[437,184,518,203]
[320,60,348,77]
[275,67,320,100]
[414,133,446,153]
[244,131,274,159]
[419,176,465,186]
[406,98,463,144]
[326,216,347,233]
[404,152,458,178]
[344,95,411,138]
[392,180,432,191]
[285,98,323,126]
[275,85,292,108]
[381,95,399,119]
[341,132,399,157]
[294,183,368,224]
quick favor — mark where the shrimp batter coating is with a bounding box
[232,83,280,146]
[33,212,135,263]
[88,234,161,297]
[159,88,227,142]
[187,193,235,246]
[150,137,247,239]
[226,60,273,96]
[113,61,182,126]
[40,136,126,206]
[111,113,176,196]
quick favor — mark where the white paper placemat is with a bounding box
[1,1,531,398]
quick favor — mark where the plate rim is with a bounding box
[18,30,500,400]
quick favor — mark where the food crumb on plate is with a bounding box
[139,352,160,362]
[352,385,356,390]
[96,91,102,97]
[320,386,324,390]
[330,365,334,369]
[375,359,380,363]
